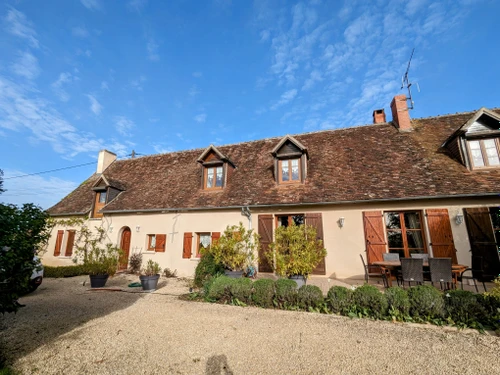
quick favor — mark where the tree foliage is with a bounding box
[0,203,52,313]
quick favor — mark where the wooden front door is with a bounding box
[425,209,457,263]
[258,215,273,273]
[119,227,131,270]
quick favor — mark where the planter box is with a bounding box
[139,274,160,291]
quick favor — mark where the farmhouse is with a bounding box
[44,94,500,280]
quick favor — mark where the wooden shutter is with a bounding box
[183,232,193,259]
[305,213,326,275]
[54,230,63,256]
[464,207,500,279]
[426,209,457,263]
[93,192,105,218]
[155,234,166,252]
[363,211,387,265]
[65,230,75,257]
[211,232,221,245]
[258,215,273,272]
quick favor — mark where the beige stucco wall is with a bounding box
[42,196,500,279]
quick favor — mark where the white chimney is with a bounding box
[97,150,117,174]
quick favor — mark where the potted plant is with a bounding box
[84,243,121,287]
[139,259,162,291]
[204,222,259,278]
[267,224,327,288]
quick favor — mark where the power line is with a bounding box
[3,162,95,180]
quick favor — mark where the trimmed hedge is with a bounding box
[385,287,410,320]
[352,284,388,319]
[252,279,275,308]
[297,285,324,310]
[407,285,444,320]
[274,278,298,309]
[194,253,225,288]
[44,265,87,278]
[326,286,352,315]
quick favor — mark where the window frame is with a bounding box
[278,158,301,184]
[383,210,427,258]
[147,234,157,251]
[92,189,107,218]
[203,164,224,190]
[466,137,500,169]
[196,232,211,258]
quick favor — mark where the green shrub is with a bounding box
[44,265,87,278]
[326,286,353,315]
[477,294,500,330]
[274,278,298,308]
[207,275,233,301]
[385,287,410,320]
[444,289,484,327]
[407,285,444,320]
[229,278,253,303]
[297,285,324,310]
[194,253,225,288]
[352,284,388,319]
[252,279,275,308]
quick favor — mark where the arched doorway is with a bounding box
[119,227,131,270]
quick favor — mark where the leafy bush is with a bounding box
[385,287,410,321]
[207,275,233,301]
[477,294,500,330]
[485,276,500,299]
[445,289,485,327]
[407,285,444,320]
[141,259,161,276]
[252,279,275,308]
[44,265,87,278]
[163,268,177,278]
[352,284,388,318]
[128,253,142,274]
[274,278,298,308]
[194,253,225,288]
[229,277,253,303]
[297,285,324,310]
[326,286,353,315]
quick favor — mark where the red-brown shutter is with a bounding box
[211,232,221,245]
[363,211,387,266]
[258,215,273,273]
[183,232,193,259]
[305,213,326,275]
[426,209,457,263]
[155,234,166,252]
[65,230,75,256]
[54,230,63,256]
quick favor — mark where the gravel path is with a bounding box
[1,275,499,375]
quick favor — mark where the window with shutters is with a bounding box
[276,214,305,227]
[196,233,211,258]
[147,235,157,251]
[183,231,220,259]
[467,138,500,169]
[384,211,427,258]
[146,234,166,252]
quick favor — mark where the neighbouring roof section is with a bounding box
[47,108,500,215]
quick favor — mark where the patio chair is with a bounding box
[359,254,388,287]
[429,258,454,290]
[459,256,488,293]
[400,258,424,288]
[383,253,400,261]
[410,253,429,261]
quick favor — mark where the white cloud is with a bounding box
[114,116,135,136]
[302,70,323,91]
[152,143,173,154]
[76,48,92,58]
[51,72,74,102]
[194,113,207,123]
[72,26,89,38]
[260,29,270,42]
[189,85,201,97]
[4,8,39,48]
[147,39,159,61]
[271,89,298,110]
[80,0,102,11]
[128,0,148,12]
[192,71,203,78]
[100,81,109,91]
[86,94,102,115]
[130,75,146,91]
[11,51,40,80]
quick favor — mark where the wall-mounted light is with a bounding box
[455,213,464,225]
[338,217,345,228]
[108,226,113,233]
[135,225,140,232]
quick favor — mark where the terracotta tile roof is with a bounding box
[48,109,500,215]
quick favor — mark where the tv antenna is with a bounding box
[401,48,418,110]
[128,150,143,159]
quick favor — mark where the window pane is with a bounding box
[385,212,401,229]
[484,139,500,166]
[406,230,424,248]
[199,234,211,248]
[291,159,300,180]
[206,168,214,188]
[215,166,223,187]
[404,212,421,229]
[281,161,289,181]
[99,191,107,203]
[469,140,484,167]
[278,216,289,227]
[292,215,304,226]
[387,231,403,248]
[149,235,156,249]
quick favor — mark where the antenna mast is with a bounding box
[401,48,415,110]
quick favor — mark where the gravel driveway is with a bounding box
[1,275,499,375]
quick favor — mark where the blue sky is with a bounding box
[1,0,499,209]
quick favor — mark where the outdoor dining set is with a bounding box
[360,253,488,292]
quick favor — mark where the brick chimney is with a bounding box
[390,94,412,131]
[372,109,386,124]
[97,149,117,174]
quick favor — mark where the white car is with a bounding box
[29,256,44,293]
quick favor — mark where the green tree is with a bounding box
[0,203,52,313]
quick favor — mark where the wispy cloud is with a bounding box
[51,72,75,102]
[130,75,146,91]
[271,89,298,110]
[114,116,135,136]
[192,71,203,78]
[72,26,89,38]
[260,29,270,42]
[128,0,148,12]
[302,70,323,91]
[11,51,40,80]
[80,0,102,11]
[86,94,102,115]
[194,113,207,123]
[4,8,39,48]
[100,81,109,91]
[189,85,201,97]
[152,143,173,154]
[147,39,160,61]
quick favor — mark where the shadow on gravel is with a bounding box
[0,276,144,365]
[206,354,233,375]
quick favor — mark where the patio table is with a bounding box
[372,260,468,287]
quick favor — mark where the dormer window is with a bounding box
[468,138,500,168]
[197,145,235,190]
[90,175,125,218]
[272,135,308,185]
[93,190,107,218]
[205,165,224,189]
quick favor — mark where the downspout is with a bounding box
[241,206,252,230]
